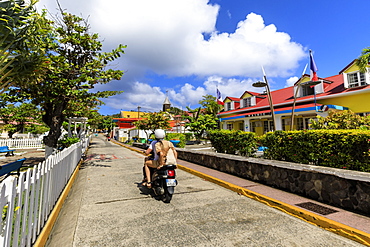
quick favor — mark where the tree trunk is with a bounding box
[8,132,14,139]
[45,145,54,158]
[42,102,66,158]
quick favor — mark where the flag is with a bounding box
[216,88,224,105]
[310,50,318,82]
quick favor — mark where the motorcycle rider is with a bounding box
[142,129,166,188]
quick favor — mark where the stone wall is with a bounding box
[176,148,370,216]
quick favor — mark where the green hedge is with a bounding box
[165,133,186,148]
[260,130,370,172]
[208,130,258,156]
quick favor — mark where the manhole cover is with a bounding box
[295,202,339,215]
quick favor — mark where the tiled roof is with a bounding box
[219,72,370,116]
[226,96,241,101]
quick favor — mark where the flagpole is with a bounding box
[216,84,222,129]
[261,66,276,131]
[290,63,308,130]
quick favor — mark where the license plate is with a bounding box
[166,179,177,186]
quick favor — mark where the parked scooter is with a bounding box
[148,165,178,203]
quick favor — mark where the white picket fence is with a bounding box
[0,136,91,247]
[0,139,44,149]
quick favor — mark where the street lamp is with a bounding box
[137,106,141,139]
[137,106,141,119]
[252,80,276,131]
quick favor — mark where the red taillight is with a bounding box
[167,170,175,177]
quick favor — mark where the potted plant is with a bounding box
[169,139,181,147]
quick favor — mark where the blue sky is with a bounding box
[36,0,370,115]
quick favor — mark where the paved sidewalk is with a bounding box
[44,136,369,246]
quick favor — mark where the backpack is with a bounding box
[155,140,177,166]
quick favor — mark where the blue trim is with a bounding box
[219,104,348,121]
[327,105,348,110]
[220,116,246,121]
[275,106,317,114]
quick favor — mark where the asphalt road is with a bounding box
[45,135,363,246]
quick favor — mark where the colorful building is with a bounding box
[112,95,183,141]
[113,110,146,129]
[218,59,370,135]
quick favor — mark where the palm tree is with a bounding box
[356,47,370,73]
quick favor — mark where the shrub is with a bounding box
[260,129,370,172]
[208,130,258,156]
[165,133,186,148]
[57,137,80,150]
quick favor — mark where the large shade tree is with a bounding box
[0,0,42,92]
[135,112,171,140]
[0,102,41,138]
[183,104,219,141]
[8,9,125,156]
[199,94,222,117]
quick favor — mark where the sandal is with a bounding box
[146,182,152,188]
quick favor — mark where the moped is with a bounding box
[149,165,177,203]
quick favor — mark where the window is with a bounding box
[250,122,256,132]
[243,98,252,108]
[302,85,315,96]
[226,123,233,130]
[347,72,366,88]
[226,102,232,111]
[239,122,244,130]
[296,117,312,130]
[263,120,274,133]
[357,112,370,117]
[296,118,304,130]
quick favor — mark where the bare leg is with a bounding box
[144,165,151,183]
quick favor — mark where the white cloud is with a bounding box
[102,81,166,113]
[35,0,307,113]
[190,13,305,77]
[285,76,299,88]
[37,1,305,78]
[101,75,264,112]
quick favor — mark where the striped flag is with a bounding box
[216,88,224,105]
[310,50,318,82]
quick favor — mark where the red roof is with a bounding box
[225,96,240,101]
[219,71,370,116]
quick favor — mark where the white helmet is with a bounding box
[154,129,165,140]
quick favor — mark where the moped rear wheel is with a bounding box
[162,191,172,203]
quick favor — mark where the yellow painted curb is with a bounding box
[118,141,370,246]
[33,159,82,247]
[177,164,370,247]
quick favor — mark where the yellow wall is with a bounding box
[255,127,264,136]
[120,111,145,118]
[318,92,370,113]
[342,62,360,73]
[299,76,311,84]
[240,92,252,99]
